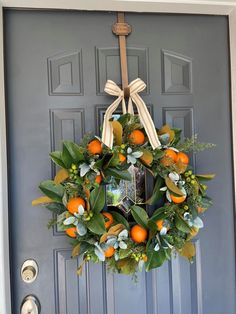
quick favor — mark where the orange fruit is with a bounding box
[67,197,86,215]
[87,139,102,155]
[143,255,148,262]
[197,206,205,214]
[170,194,186,204]
[128,130,145,145]
[160,149,178,166]
[104,246,115,258]
[176,152,189,165]
[156,219,164,231]
[130,225,148,243]
[66,227,77,238]
[102,212,114,229]
[95,174,102,184]
[118,153,126,163]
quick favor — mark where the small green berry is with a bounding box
[188,170,192,175]
[186,177,191,182]
[184,205,189,210]
[121,144,126,149]
[191,180,196,185]
[71,164,77,170]
[89,212,93,218]
[191,175,195,179]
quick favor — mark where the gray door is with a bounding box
[4,10,235,314]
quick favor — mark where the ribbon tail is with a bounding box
[131,93,161,149]
[102,95,123,148]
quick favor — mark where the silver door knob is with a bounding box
[21,295,41,314]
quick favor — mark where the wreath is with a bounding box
[33,78,215,276]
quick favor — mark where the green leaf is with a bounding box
[119,248,132,259]
[45,202,66,214]
[165,177,184,196]
[110,211,130,230]
[146,176,164,205]
[104,168,132,181]
[200,196,213,209]
[196,174,215,181]
[145,248,167,271]
[50,151,66,168]
[39,180,64,202]
[117,257,138,275]
[90,186,105,213]
[150,206,170,222]
[105,152,120,169]
[131,205,149,229]
[87,213,106,235]
[175,214,192,233]
[62,141,84,168]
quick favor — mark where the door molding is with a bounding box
[0,2,236,313]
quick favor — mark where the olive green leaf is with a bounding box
[145,248,167,271]
[165,177,184,196]
[175,214,192,233]
[110,211,130,230]
[131,205,149,229]
[90,186,105,213]
[196,174,215,181]
[62,141,84,168]
[87,213,106,235]
[104,168,131,181]
[139,149,153,167]
[39,180,64,202]
[146,176,165,205]
[50,151,66,169]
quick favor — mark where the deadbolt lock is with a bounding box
[21,260,38,283]
[21,295,41,314]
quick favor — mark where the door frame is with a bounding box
[1,1,236,313]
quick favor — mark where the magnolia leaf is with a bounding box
[63,140,84,165]
[87,213,106,235]
[165,177,184,196]
[175,214,192,233]
[100,223,125,243]
[90,186,105,213]
[104,168,132,181]
[110,211,130,230]
[146,176,165,205]
[50,151,66,168]
[77,263,84,276]
[131,205,149,229]
[179,242,196,260]
[72,243,81,257]
[140,149,153,166]
[54,169,69,184]
[39,180,64,202]
[32,196,54,206]
[111,120,123,145]
[145,248,167,271]
[196,174,216,181]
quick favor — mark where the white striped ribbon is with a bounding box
[102,78,161,150]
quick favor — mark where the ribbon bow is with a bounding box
[102,78,161,150]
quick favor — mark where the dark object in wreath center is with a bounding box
[106,165,146,220]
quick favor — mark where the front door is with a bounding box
[4,10,235,314]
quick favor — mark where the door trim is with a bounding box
[0,2,236,313]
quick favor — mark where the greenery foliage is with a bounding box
[33,113,215,275]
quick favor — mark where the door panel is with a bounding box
[4,10,235,314]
